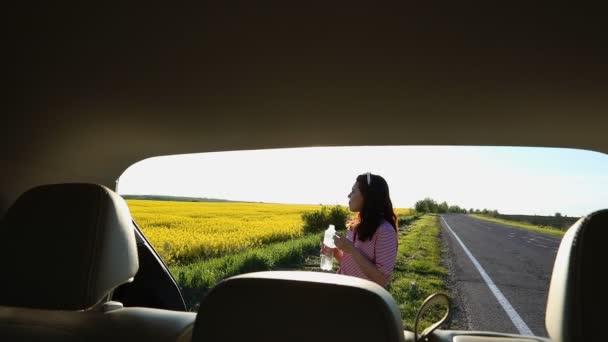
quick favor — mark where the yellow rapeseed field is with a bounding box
[127,200,320,264]
[127,200,413,264]
[395,208,414,216]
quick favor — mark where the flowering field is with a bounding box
[126,200,320,264]
[127,199,413,265]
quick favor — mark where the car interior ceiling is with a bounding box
[3,3,607,342]
[4,4,607,211]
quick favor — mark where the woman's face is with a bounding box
[348,182,364,212]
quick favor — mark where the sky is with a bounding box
[117,146,608,217]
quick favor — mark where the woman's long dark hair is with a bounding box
[351,173,398,241]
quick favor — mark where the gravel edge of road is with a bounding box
[440,218,473,331]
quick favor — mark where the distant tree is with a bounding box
[448,205,462,213]
[438,201,449,214]
[415,198,476,215]
[415,198,466,213]
[419,198,439,213]
[555,212,562,218]
[427,198,438,213]
[415,200,430,213]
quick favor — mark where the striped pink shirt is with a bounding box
[337,220,398,286]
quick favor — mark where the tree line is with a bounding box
[414,197,499,216]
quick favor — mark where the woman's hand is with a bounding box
[334,233,356,255]
[320,244,337,257]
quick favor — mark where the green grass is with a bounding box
[388,215,447,331]
[170,232,322,309]
[470,214,565,238]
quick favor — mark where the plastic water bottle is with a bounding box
[320,224,336,271]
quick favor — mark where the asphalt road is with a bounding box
[440,214,561,337]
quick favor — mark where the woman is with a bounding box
[322,172,398,287]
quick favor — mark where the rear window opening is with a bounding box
[117,146,607,334]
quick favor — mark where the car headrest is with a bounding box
[0,183,138,310]
[545,209,607,342]
[192,271,405,342]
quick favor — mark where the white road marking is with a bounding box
[441,216,535,336]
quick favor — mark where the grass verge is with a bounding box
[470,214,565,238]
[388,214,447,330]
[171,212,449,327]
[170,232,322,309]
